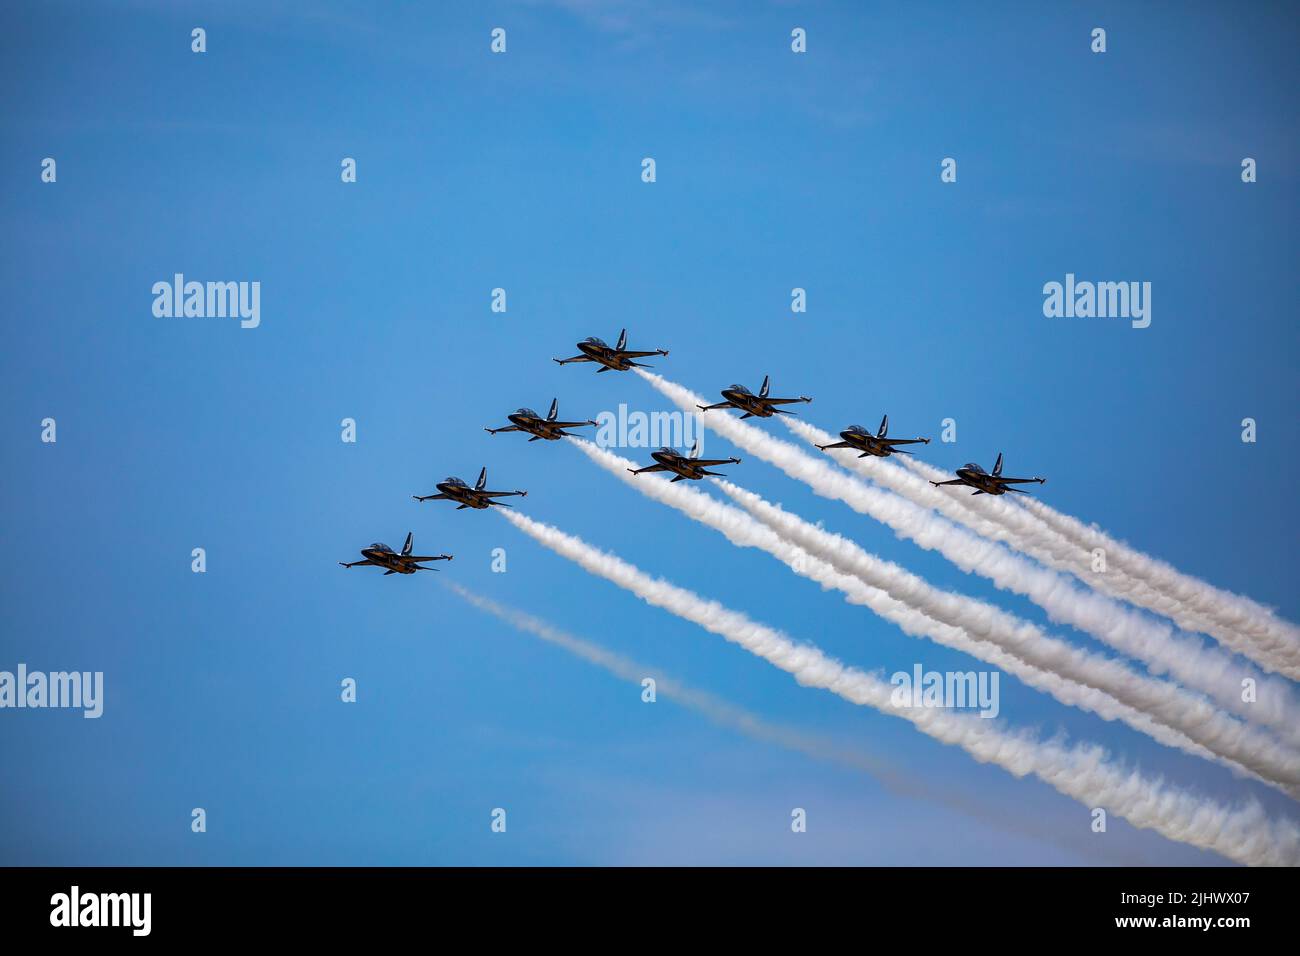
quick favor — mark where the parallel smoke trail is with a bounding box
[445,580,1149,863]
[640,371,1300,743]
[784,419,1300,742]
[790,414,1300,681]
[496,508,1300,866]
[570,439,1300,794]
[1022,492,1300,679]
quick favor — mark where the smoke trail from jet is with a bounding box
[495,508,1300,866]
[784,416,1300,683]
[445,580,1153,864]
[638,371,1300,742]
[568,437,1300,791]
[1020,492,1300,680]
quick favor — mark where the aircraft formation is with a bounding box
[341,328,1047,571]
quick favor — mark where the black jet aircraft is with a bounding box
[929,454,1046,496]
[339,532,453,575]
[696,376,812,419]
[485,399,597,442]
[816,415,931,458]
[553,328,668,372]
[627,441,740,482]
[413,467,528,509]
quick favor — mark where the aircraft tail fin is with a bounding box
[476,467,488,490]
[402,532,413,556]
[878,414,889,438]
[547,398,558,421]
[993,453,1004,477]
[760,375,770,398]
[689,440,700,459]
[616,328,628,351]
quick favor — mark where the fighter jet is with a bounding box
[553,328,668,373]
[929,453,1046,496]
[413,467,528,509]
[627,441,740,482]
[485,399,597,442]
[339,532,452,575]
[816,415,931,458]
[696,376,812,419]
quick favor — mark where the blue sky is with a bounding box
[1,0,1297,865]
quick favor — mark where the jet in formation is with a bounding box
[485,399,597,442]
[554,328,669,373]
[816,415,931,458]
[930,453,1046,496]
[696,375,812,419]
[413,467,528,509]
[627,441,741,482]
[339,532,453,574]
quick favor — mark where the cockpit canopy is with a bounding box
[583,336,608,347]
[369,543,394,553]
[846,425,870,435]
[729,384,752,395]
[656,447,678,457]
[444,477,468,487]
[963,463,986,474]
[515,407,540,419]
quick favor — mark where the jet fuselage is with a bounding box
[953,466,1008,495]
[359,546,420,573]
[506,413,568,440]
[719,388,775,417]
[836,430,895,457]
[435,480,492,508]
[577,340,636,371]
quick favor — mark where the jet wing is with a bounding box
[551,420,595,429]
[692,458,738,467]
[406,555,452,562]
[998,476,1045,484]
[618,349,667,358]
[882,437,929,446]
[553,355,593,364]
[482,490,526,497]
[764,397,810,405]
[629,464,670,474]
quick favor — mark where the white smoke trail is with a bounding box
[640,371,1300,743]
[496,508,1300,866]
[569,438,1300,792]
[782,419,1300,745]
[785,415,1300,682]
[1023,493,1300,679]
[445,580,1151,863]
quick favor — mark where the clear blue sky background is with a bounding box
[2,0,1296,865]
